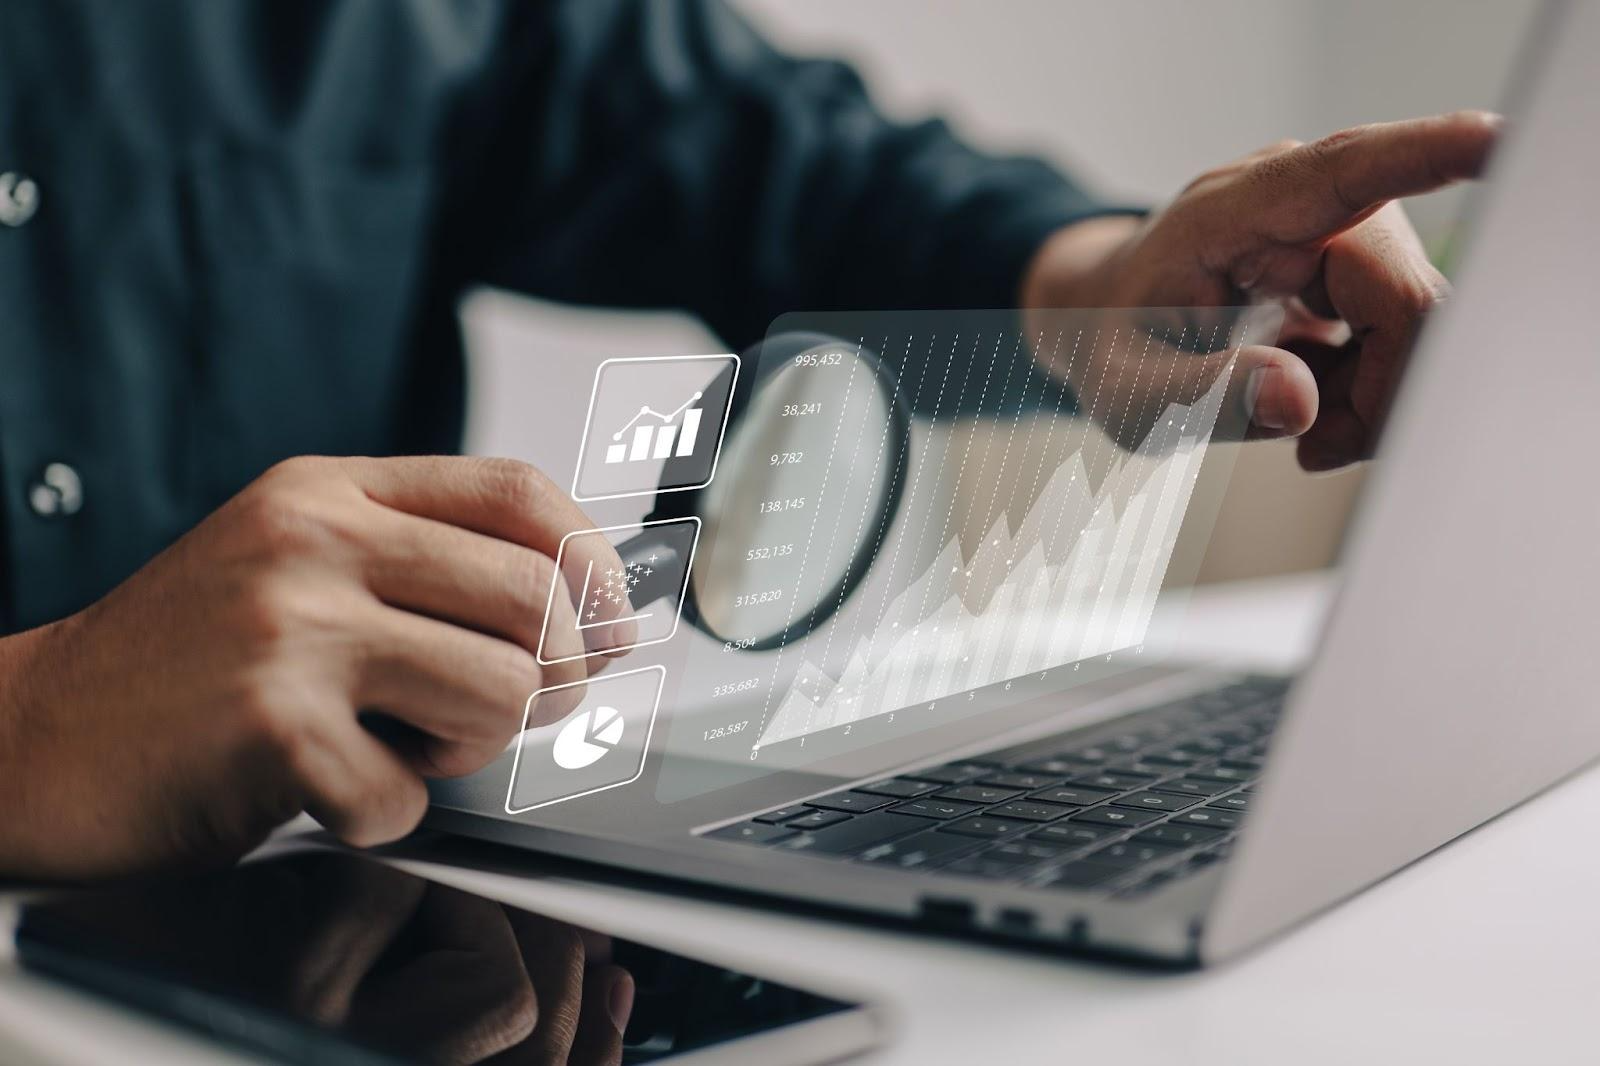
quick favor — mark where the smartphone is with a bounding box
[13,851,881,1065]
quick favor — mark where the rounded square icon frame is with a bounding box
[570,353,742,503]
[504,664,666,815]
[536,516,702,666]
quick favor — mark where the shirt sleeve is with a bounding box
[462,0,1130,407]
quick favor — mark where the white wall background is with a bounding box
[463,0,1539,579]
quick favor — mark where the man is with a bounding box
[0,1,1495,879]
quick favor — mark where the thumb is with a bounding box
[1233,345,1319,440]
[1080,338,1317,449]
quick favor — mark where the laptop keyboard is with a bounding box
[704,675,1287,898]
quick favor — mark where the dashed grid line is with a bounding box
[798,334,898,737]
[932,329,1026,681]
[749,337,864,751]
[1087,325,1161,605]
[966,330,1038,603]
[1016,328,1077,521]
[796,331,921,727]
[887,330,973,652]
[1044,328,1112,561]
[836,330,948,691]
[906,329,1006,671]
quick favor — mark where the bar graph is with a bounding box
[604,392,704,465]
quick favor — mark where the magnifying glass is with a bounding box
[614,333,910,651]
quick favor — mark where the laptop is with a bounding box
[428,0,1598,966]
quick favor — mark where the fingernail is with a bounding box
[1245,366,1285,430]
[607,973,635,1034]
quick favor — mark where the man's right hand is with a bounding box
[0,456,632,879]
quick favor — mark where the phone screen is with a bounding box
[14,851,866,1065]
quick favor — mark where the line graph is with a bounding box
[729,316,1258,752]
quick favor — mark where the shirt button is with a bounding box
[0,171,40,227]
[27,463,84,518]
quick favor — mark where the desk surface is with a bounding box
[4,571,1597,1065]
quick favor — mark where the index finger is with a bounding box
[1251,110,1500,244]
[343,456,635,655]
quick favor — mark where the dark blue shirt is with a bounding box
[0,0,1107,631]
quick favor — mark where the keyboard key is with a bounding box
[1218,755,1265,771]
[1013,758,1089,776]
[989,801,1074,823]
[1033,823,1116,848]
[1084,842,1173,869]
[935,784,1024,805]
[1207,793,1251,812]
[1172,808,1243,830]
[1058,746,1113,763]
[751,806,809,825]
[776,812,927,855]
[904,763,990,785]
[707,822,799,845]
[805,791,896,814]
[786,810,852,831]
[938,816,1031,839]
[857,830,984,869]
[1150,777,1232,797]
[990,840,1072,862]
[856,778,941,799]
[1106,759,1179,777]
[1071,806,1163,829]
[1187,765,1254,785]
[977,772,1063,791]
[1142,749,1204,766]
[891,798,981,820]
[1111,791,1203,813]
[1026,785,1118,807]
[1039,862,1123,891]
[1134,824,1225,848]
[938,857,1014,878]
[1070,771,1157,791]
[944,842,1069,877]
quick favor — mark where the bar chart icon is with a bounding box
[604,391,705,464]
[572,354,739,502]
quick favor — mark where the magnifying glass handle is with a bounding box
[615,531,685,609]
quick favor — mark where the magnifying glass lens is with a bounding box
[689,349,901,648]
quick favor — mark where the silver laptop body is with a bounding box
[427,0,1599,966]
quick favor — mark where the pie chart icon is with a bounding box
[551,705,626,770]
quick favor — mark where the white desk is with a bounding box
[4,571,1598,1065]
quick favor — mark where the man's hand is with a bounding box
[0,456,632,879]
[1022,111,1500,469]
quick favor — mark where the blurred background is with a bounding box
[463,0,1537,584]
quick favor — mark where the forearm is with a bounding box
[475,0,1121,344]
[0,621,69,876]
